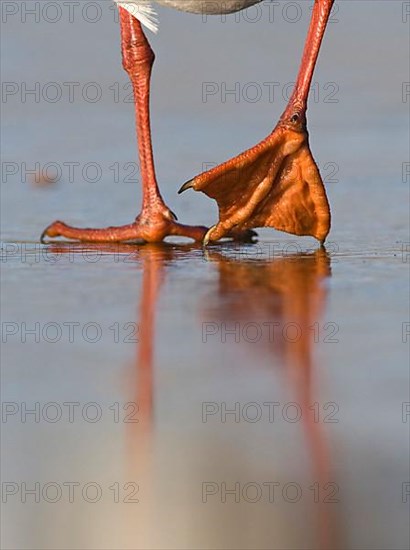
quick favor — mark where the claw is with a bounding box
[203,225,216,246]
[40,229,48,244]
[40,222,59,243]
[178,179,194,194]
[40,221,66,243]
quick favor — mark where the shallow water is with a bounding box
[1,1,409,549]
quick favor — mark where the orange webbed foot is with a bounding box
[180,121,331,245]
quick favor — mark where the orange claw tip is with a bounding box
[178,179,194,194]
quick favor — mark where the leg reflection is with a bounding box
[205,247,343,549]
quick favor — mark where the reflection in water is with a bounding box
[37,242,340,549]
[126,246,166,550]
[204,248,340,549]
[126,244,341,549]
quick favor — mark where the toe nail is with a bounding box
[203,225,216,247]
[178,179,194,194]
[40,229,48,244]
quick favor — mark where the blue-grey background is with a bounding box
[1,1,409,549]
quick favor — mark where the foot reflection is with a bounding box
[128,244,340,549]
[43,242,341,549]
[203,247,341,549]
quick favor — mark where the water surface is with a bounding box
[1,1,409,548]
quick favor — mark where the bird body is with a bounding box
[115,0,261,32]
[153,0,261,14]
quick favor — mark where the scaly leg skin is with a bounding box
[41,9,255,244]
[180,0,334,245]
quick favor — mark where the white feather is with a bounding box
[115,1,159,34]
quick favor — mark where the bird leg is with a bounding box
[41,9,255,244]
[180,0,334,244]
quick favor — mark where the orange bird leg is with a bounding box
[41,10,255,244]
[180,0,334,245]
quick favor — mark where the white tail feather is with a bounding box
[115,1,159,33]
